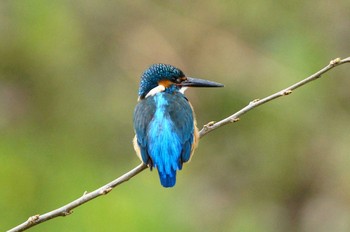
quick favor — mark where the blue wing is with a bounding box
[167,95,194,163]
[133,92,194,187]
[133,97,156,165]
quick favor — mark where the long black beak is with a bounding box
[180,77,224,87]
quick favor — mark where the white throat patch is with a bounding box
[145,85,166,98]
[180,87,188,94]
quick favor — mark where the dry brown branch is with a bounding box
[7,57,350,232]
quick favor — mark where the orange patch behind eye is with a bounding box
[158,79,173,88]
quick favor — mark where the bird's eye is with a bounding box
[174,77,186,84]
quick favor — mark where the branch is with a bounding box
[199,57,350,137]
[7,163,148,232]
[7,57,350,232]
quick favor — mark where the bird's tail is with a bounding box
[157,169,177,188]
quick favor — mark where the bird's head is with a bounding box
[138,63,223,100]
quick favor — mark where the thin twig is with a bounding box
[199,57,350,137]
[7,57,350,232]
[7,163,148,232]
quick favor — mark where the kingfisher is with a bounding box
[133,64,223,188]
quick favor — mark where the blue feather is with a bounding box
[133,63,222,187]
[138,64,184,99]
[133,91,194,187]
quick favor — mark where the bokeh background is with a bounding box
[1,1,350,231]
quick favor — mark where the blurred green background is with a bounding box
[1,1,350,231]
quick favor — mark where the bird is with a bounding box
[133,63,223,188]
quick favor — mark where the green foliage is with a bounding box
[1,1,350,231]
